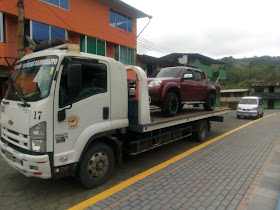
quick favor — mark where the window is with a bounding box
[0,12,4,42]
[110,9,132,33]
[193,71,202,81]
[59,60,107,107]
[114,45,135,65]
[234,92,244,97]
[156,67,182,78]
[31,21,67,44]
[255,87,264,93]
[41,0,69,10]
[80,36,106,56]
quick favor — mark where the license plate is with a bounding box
[5,151,14,162]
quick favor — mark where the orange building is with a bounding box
[0,0,150,98]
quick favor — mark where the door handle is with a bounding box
[103,107,109,120]
[192,84,197,86]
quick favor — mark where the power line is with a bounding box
[41,1,76,32]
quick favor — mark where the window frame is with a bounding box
[59,59,108,108]
[0,12,4,42]
[30,20,67,43]
[80,35,106,56]
[41,0,69,10]
[114,45,135,65]
[110,9,133,33]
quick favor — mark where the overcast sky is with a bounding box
[122,0,280,59]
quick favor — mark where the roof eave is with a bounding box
[110,0,152,19]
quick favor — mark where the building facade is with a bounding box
[251,82,280,109]
[220,89,249,109]
[0,0,149,98]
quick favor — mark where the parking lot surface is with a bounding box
[1,110,280,209]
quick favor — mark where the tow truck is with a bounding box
[0,44,228,188]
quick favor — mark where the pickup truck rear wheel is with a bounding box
[161,92,179,117]
[203,93,216,111]
[78,142,115,189]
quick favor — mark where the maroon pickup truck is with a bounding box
[148,66,220,116]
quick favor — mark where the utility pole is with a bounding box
[17,0,24,59]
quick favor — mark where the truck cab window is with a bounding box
[193,71,202,81]
[59,62,107,108]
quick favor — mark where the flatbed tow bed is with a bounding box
[126,107,230,155]
[128,107,230,132]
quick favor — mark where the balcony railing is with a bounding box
[251,92,280,100]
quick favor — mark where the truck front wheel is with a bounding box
[161,92,179,117]
[78,142,115,189]
[203,93,216,111]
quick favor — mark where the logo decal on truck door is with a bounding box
[66,115,80,129]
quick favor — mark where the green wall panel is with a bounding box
[263,100,268,109]
[193,61,214,80]
[275,100,280,109]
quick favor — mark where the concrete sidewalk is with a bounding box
[85,113,280,210]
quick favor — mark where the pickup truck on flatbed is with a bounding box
[0,44,229,188]
[148,66,220,116]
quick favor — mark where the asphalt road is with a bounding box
[0,109,278,210]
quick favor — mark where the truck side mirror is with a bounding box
[184,73,193,79]
[67,64,82,89]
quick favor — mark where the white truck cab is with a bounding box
[0,44,129,186]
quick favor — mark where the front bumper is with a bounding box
[0,140,51,179]
[148,87,162,104]
[237,110,258,117]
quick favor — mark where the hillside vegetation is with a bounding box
[220,56,280,89]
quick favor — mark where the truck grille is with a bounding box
[1,126,29,150]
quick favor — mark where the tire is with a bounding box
[77,142,115,189]
[255,113,259,120]
[260,112,263,118]
[237,115,240,119]
[193,120,208,142]
[203,93,216,111]
[161,92,179,117]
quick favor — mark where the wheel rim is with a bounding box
[201,124,207,139]
[88,152,109,179]
[169,97,178,114]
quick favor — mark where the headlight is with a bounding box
[237,106,242,111]
[30,122,46,152]
[252,107,258,110]
[148,81,162,87]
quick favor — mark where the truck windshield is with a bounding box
[6,55,58,102]
[156,67,182,78]
[240,99,257,105]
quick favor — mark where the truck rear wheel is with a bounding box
[78,142,115,189]
[203,93,216,111]
[193,120,208,142]
[161,92,179,117]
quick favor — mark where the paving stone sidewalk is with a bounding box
[87,114,280,210]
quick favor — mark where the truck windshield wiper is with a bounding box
[15,85,30,107]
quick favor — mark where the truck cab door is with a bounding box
[192,70,206,101]
[53,59,110,167]
[180,69,194,101]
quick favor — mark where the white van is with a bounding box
[237,96,264,119]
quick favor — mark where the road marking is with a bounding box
[69,113,277,210]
